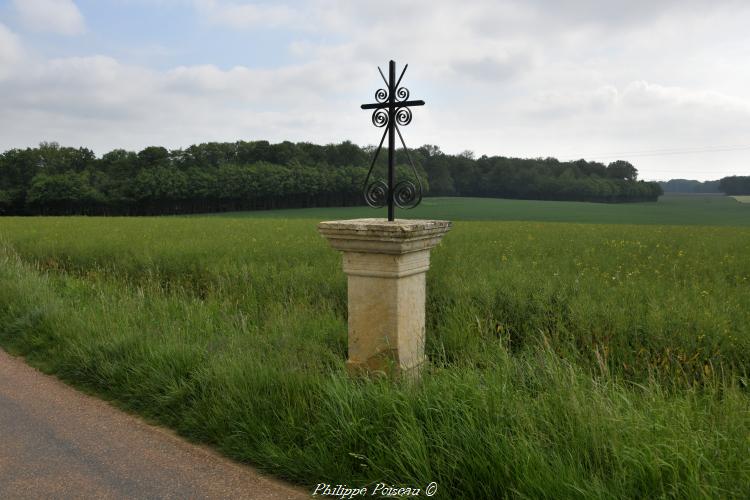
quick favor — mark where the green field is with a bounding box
[204,193,750,226]
[1,196,749,498]
[733,196,750,204]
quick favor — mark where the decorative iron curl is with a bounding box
[375,88,388,103]
[364,179,389,208]
[394,124,423,209]
[396,87,409,101]
[393,180,421,209]
[371,109,388,127]
[395,107,412,126]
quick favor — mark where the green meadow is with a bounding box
[0,195,749,498]
[205,193,750,226]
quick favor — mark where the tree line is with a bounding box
[0,140,665,216]
[719,176,750,195]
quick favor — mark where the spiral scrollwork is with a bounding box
[371,109,388,128]
[396,87,409,101]
[375,88,388,103]
[395,107,412,126]
[393,180,421,209]
[364,179,389,208]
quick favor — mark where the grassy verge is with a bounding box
[0,217,749,498]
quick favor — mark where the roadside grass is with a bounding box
[0,215,749,497]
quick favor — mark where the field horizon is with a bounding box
[194,193,750,226]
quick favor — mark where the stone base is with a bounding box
[318,218,451,377]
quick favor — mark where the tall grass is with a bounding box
[0,216,748,498]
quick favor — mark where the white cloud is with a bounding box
[13,0,85,36]
[0,54,366,155]
[2,0,750,180]
[530,86,620,118]
[451,52,534,83]
[621,81,750,115]
[0,24,24,79]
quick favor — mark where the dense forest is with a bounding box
[0,140,665,215]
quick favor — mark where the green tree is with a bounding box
[607,160,638,181]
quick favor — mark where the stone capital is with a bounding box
[318,218,451,255]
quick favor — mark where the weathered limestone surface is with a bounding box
[318,219,451,377]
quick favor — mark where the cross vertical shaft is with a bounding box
[387,60,396,221]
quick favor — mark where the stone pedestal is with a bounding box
[318,218,451,377]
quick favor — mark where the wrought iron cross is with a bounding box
[361,60,425,221]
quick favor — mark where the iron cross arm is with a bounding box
[360,99,425,110]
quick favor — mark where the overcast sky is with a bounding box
[1,0,749,180]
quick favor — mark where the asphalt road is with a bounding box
[0,349,309,499]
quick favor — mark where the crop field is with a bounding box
[732,196,750,204]
[0,197,749,498]
[205,193,750,226]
